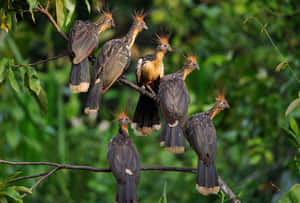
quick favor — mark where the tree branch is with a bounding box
[0,160,239,202]
[118,78,158,102]
[13,53,68,68]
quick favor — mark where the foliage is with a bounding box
[0,0,300,203]
[277,184,300,203]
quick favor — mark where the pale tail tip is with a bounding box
[196,184,220,195]
[84,107,98,114]
[165,146,184,154]
[69,82,90,93]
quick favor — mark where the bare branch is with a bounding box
[13,53,68,68]
[1,159,239,201]
[21,167,60,198]
[118,78,158,102]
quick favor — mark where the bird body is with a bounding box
[185,92,230,195]
[159,56,199,153]
[107,113,140,203]
[68,12,114,93]
[132,35,172,136]
[85,12,148,114]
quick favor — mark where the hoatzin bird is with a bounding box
[85,12,148,114]
[107,112,140,203]
[159,55,199,153]
[131,34,172,136]
[68,11,115,93]
[185,92,230,195]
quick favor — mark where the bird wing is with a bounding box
[159,76,189,124]
[186,113,217,162]
[69,20,99,64]
[136,58,143,85]
[93,39,130,92]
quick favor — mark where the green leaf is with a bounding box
[0,197,8,203]
[63,0,76,28]
[56,0,65,28]
[275,61,288,72]
[8,67,20,93]
[0,187,23,203]
[10,186,32,194]
[0,58,8,83]
[277,184,300,203]
[26,0,37,22]
[285,98,300,116]
[290,118,299,135]
[85,0,91,14]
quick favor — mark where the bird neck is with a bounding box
[207,103,221,120]
[124,23,141,49]
[97,23,110,34]
[119,124,129,136]
[153,50,166,66]
[177,66,195,80]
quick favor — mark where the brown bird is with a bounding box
[131,34,172,136]
[68,11,115,93]
[185,92,230,195]
[159,55,199,153]
[85,12,148,114]
[107,112,140,203]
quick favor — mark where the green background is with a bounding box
[0,0,300,202]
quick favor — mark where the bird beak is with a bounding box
[168,46,173,52]
[195,64,200,70]
[225,103,230,108]
[111,20,115,27]
[143,24,148,30]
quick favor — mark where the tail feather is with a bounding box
[69,58,90,93]
[132,95,160,136]
[116,174,138,203]
[196,159,219,195]
[84,78,102,114]
[160,121,185,154]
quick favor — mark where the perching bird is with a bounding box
[68,11,115,93]
[159,55,199,153]
[85,12,148,114]
[107,112,140,203]
[131,34,172,136]
[185,92,230,195]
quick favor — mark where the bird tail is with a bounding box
[116,173,138,203]
[196,159,220,195]
[131,95,160,136]
[69,58,90,93]
[84,77,103,114]
[160,121,185,154]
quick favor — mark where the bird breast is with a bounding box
[142,61,162,84]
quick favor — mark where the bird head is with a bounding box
[133,11,148,31]
[215,91,230,110]
[156,33,172,52]
[117,112,132,125]
[184,55,200,70]
[102,11,115,28]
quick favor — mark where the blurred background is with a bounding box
[0,0,300,202]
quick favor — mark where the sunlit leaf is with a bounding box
[277,184,300,203]
[26,0,37,22]
[0,58,8,83]
[63,0,76,29]
[10,186,32,194]
[289,118,299,135]
[56,0,65,28]
[275,61,288,72]
[8,67,20,93]
[85,0,91,14]
[0,187,23,203]
[285,98,300,116]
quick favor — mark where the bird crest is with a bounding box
[186,54,197,63]
[155,33,170,45]
[133,10,146,22]
[216,91,226,102]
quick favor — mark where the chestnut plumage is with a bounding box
[158,55,199,153]
[68,11,114,93]
[185,92,230,195]
[107,113,140,203]
[85,12,148,114]
[132,34,172,136]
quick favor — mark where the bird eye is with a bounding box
[106,19,111,24]
[163,44,167,48]
[137,22,142,27]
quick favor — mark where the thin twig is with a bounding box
[8,171,50,183]
[21,167,60,198]
[118,78,158,102]
[1,159,239,201]
[13,53,68,68]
